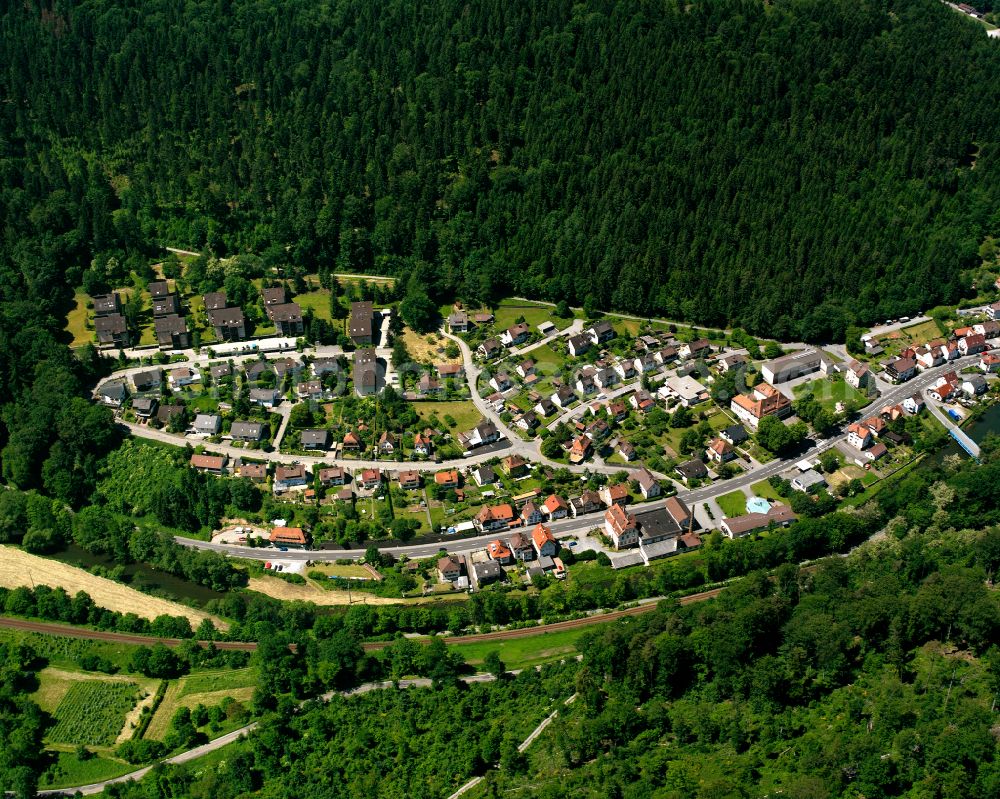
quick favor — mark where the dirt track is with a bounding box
[0,586,724,653]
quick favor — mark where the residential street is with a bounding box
[173,353,980,561]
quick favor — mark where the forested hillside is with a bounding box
[2,0,1000,339]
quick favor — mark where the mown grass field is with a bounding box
[447,626,588,671]
[492,299,575,333]
[750,480,783,501]
[146,669,257,741]
[292,288,333,321]
[0,546,226,629]
[65,291,91,347]
[716,490,748,518]
[413,399,482,431]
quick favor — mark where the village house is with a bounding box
[132,396,157,418]
[152,293,180,317]
[502,454,528,477]
[249,387,281,408]
[679,338,711,360]
[718,353,748,373]
[274,464,309,493]
[490,371,513,392]
[378,431,396,454]
[318,467,346,487]
[203,291,227,312]
[846,423,873,450]
[459,420,500,450]
[616,439,637,461]
[586,418,611,441]
[958,333,987,357]
[730,382,792,429]
[567,333,592,357]
[434,469,460,489]
[981,353,1000,373]
[397,470,421,490]
[447,311,469,333]
[903,394,925,414]
[475,504,518,532]
[884,357,917,383]
[706,437,735,464]
[349,301,377,346]
[614,358,637,381]
[437,363,465,380]
[634,353,658,374]
[963,375,988,396]
[520,500,543,526]
[487,539,514,565]
[477,338,503,359]
[586,321,616,345]
[297,380,324,402]
[515,411,539,431]
[300,429,330,450]
[270,526,309,549]
[97,381,127,407]
[569,434,593,464]
[516,359,536,379]
[210,362,232,381]
[531,523,559,558]
[359,468,383,490]
[720,424,748,447]
[500,322,531,347]
[437,554,465,583]
[190,453,227,474]
[570,490,604,518]
[229,422,264,441]
[471,465,496,486]
[413,432,433,456]
[169,366,200,389]
[629,390,655,414]
[845,359,872,388]
[154,315,191,349]
[132,369,163,391]
[353,348,379,396]
[914,346,943,371]
[604,504,639,549]
[721,504,795,538]
[342,431,363,451]
[575,367,598,395]
[192,414,221,435]
[95,314,130,348]
[534,397,556,417]
[654,346,679,365]
[541,494,569,519]
[92,293,122,317]
[760,349,834,384]
[675,458,708,483]
[417,372,441,395]
[238,462,268,482]
[600,483,629,507]
[148,280,171,300]
[508,532,535,561]
[156,404,184,426]
[791,469,827,493]
[635,467,662,499]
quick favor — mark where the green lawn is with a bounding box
[749,480,783,501]
[716,490,748,518]
[175,668,257,698]
[308,562,375,580]
[65,291,92,347]
[793,377,870,411]
[413,400,483,432]
[293,289,333,321]
[38,750,138,790]
[447,625,590,671]
[493,299,575,333]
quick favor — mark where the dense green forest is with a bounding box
[2,0,1000,341]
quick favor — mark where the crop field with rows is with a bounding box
[49,681,140,746]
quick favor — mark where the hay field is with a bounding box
[0,546,227,630]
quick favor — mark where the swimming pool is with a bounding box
[746,496,771,514]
